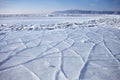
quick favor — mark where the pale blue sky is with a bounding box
[0,0,120,14]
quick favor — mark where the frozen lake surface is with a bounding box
[0,15,120,80]
[0,15,105,25]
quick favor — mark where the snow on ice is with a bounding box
[0,15,120,80]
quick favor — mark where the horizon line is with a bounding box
[0,9,120,15]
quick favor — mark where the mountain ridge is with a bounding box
[49,10,120,16]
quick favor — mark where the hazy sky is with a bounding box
[0,0,120,14]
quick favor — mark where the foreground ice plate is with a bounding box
[0,16,120,80]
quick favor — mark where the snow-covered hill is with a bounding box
[48,10,120,16]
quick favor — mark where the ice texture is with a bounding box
[0,15,120,80]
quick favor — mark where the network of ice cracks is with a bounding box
[0,16,120,80]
